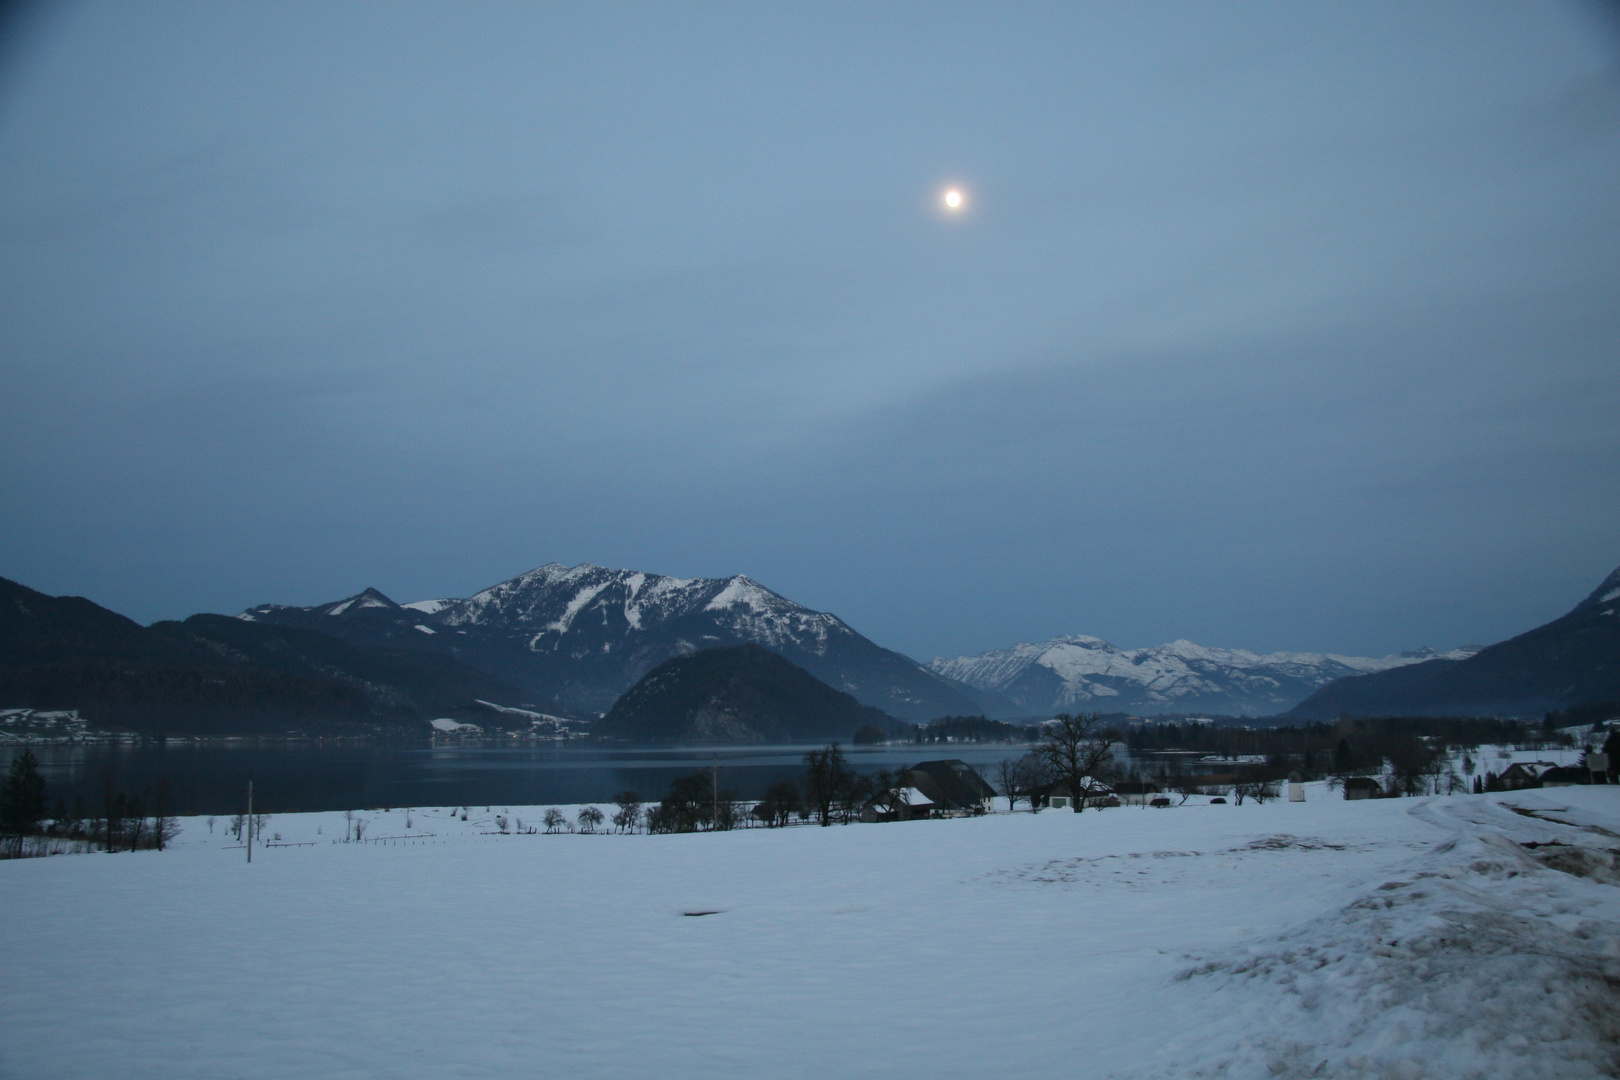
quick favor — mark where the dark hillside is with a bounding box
[0,576,560,734]
[152,614,559,726]
[1285,563,1620,719]
[598,643,895,743]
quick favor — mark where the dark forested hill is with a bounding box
[0,576,563,734]
[1285,563,1620,719]
[596,643,897,743]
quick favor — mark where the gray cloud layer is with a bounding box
[1,1,1617,660]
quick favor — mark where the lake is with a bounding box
[0,740,1057,816]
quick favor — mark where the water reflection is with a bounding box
[0,741,1043,815]
[0,740,1238,815]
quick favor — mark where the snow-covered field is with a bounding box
[3,787,1618,1080]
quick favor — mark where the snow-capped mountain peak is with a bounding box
[241,561,996,720]
[928,633,1481,717]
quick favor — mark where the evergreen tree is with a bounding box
[2,749,49,850]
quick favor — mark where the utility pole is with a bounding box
[712,754,719,831]
[246,776,253,864]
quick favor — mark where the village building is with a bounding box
[862,759,996,821]
[1342,776,1382,800]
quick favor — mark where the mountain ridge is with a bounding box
[1284,562,1620,719]
[245,563,1003,721]
[0,575,564,735]
[929,633,1478,717]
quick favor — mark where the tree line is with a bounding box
[1,750,181,857]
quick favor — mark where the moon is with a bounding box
[943,188,964,210]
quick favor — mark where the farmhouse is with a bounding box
[861,760,995,821]
[1498,761,1560,790]
[907,759,996,815]
[859,787,935,823]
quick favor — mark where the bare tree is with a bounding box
[758,779,801,827]
[994,757,1024,814]
[868,767,915,822]
[803,744,852,827]
[1035,714,1119,812]
[1167,771,1201,806]
[1020,751,1052,812]
[152,779,180,851]
[124,791,148,850]
[712,797,740,831]
[611,790,643,834]
[543,807,567,833]
[1386,737,1445,796]
[834,770,872,824]
[577,806,605,833]
[1232,772,1280,804]
[102,770,121,853]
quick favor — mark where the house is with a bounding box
[859,787,935,823]
[1343,776,1382,800]
[857,760,994,822]
[1540,765,1590,788]
[1499,761,1560,790]
[905,759,996,816]
[1037,777,1116,810]
[1589,752,1610,784]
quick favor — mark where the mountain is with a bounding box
[597,643,895,743]
[245,563,999,721]
[928,635,1479,718]
[1284,563,1620,720]
[0,575,196,668]
[148,614,563,731]
[0,576,550,735]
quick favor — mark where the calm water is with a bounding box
[0,740,1055,816]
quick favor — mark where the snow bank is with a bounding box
[2,790,1616,1080]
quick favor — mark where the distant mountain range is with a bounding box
[927,636,1478,718]
[1283,564,1620,720]
[6,556,1614,735]
[243,563,994,722]
[0,576,542,735]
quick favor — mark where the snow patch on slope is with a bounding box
[547,581,611,634]
[705,576,776,615]
[930,634,1481,715]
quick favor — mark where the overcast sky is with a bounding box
[1,1,1617,662]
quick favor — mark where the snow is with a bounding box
[623,571,647,629]
[400,599,450,615]
[428,718,480,733]
[704,575,777,615]
[929,634,1483,714]
[413,624,436,635]
[325,597,355,615]
[4,789,1617,1079]
[545,580,611,634]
